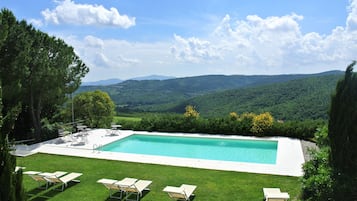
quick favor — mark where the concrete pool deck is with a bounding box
[13,129,305,177]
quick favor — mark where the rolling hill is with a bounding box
[77,71,343,120]
[168,74,343,120]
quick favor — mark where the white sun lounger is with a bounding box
[45,172,82,191]
[120,179,152,201]
[263,188,290,201]
[97,178,123,199]
[15,166,25,172]
[163,184,197,201]
[24,171,67,189]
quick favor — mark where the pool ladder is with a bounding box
[93,144,102,153]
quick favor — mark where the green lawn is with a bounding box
[113,116,142,122]
[17,153,301,201]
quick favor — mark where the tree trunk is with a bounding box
[29,88,41,141]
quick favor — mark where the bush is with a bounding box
[300,147,333,201]
[126,113,322,140]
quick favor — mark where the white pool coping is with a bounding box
[13,129,305,177]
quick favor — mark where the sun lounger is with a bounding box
[97,178,123,199]
[263,188,290,201]
[45,172,82,191]
[163,184,197,201]
[15,166,25,172]
[70,134,87,146]
[24,171,67,189]
[58,128,71,137]
[120,179,152,201]
[24,171,47,189]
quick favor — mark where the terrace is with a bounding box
[14,129,305,177]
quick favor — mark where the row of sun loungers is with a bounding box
[97,178,197,201]
[23,169,289,200]
[23,170,83,191]
[97,178,153,201]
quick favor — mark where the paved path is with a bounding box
[300,140,318,161]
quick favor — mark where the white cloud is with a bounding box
[28,19,43,27]
[60,35,173,81]
[171,4,357,74]
[171,34,221,63]
[347,0,357,31]
[84,35,104,49]
[41,0,135,28]
[58,0,357,81]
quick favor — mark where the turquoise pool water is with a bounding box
[98,134,278,164]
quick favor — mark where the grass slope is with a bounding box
[18,153,301,201]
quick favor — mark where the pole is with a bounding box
[71,93,74,124]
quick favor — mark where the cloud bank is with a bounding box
[172,7,357,74]
[42,0,135,28]
[60,0,357,80]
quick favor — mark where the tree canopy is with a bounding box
[0,10,25,200]
[301,61,357,201]
[72,90,115,128]
[328,61,357,200]
[0,9,89,141]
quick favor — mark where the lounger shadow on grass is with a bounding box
[125,189,151,201]
[26,182,80,201]
[104,187,152,201]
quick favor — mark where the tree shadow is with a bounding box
[27,182,80,201]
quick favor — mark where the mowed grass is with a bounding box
[113,116,142,122]
[17,153,302,201]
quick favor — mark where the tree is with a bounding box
[23,29,88,140]
[301,126,333,201]
[0,9,89,141]
[229,112,239,121]
[0,9,28,136]
[184,105,199,119]
[0,10,26,200]
[251,112,274,135]
[237,112,256,134]
[72,90,115,128]
[328,61,357,200]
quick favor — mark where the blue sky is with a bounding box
[1,0,356,81]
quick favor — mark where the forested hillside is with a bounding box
[170,74,343,120]
[77,71,343,120]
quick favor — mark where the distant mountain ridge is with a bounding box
[82,75,175,86]
[82,78,123,86]
[77,70,344,120]
[129,75,176,81]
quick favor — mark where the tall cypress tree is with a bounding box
[0,85,25,201]
[0,9,25,201]
[328,61,357,200]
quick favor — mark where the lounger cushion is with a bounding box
[60,172,82,183]
[134,180,152,192]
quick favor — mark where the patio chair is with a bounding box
[263,188,290,201]
[97,178,123,199]
[45,172,82,191]
[163,184,197,201]
[121,179,152,201]
[58,128,71,137]
[70,134,87,146]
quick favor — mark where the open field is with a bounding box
[113,115,142,122]
[18,153,301,201]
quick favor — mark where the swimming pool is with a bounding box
[98,134,278,164]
